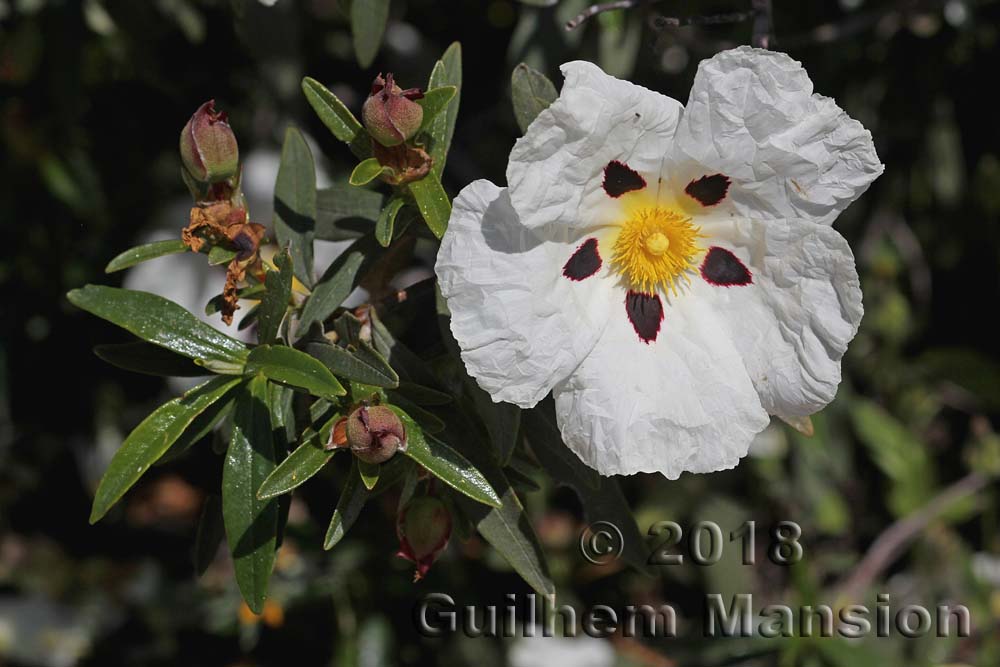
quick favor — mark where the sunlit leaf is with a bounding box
[105,239,188,273]
[274,126,317,288]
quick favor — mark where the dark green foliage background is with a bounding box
[2,1,1000,665]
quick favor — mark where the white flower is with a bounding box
[435,47,883,479]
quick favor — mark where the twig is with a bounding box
[565,0,657,31]
[649,11,755,30]
[833,471,993,603]
[750,0,774,47]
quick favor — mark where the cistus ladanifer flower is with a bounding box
[362,73,424,147]
[396,496,451,580]
[344,405,407,464]
[435,47,884,479]
[179,100,239,183]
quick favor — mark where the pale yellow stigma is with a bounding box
[611,207,703,294]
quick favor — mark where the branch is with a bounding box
[833,471,993,603]
[649,11,755,30]
[565,0,657,31]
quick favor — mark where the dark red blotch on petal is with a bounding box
[701,246,752,286]
[563,237,602,281]
[685,174,730,206]
[603,160,646,197]
[625,291,663,343]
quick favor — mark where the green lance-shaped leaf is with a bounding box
[304,339,398,388]
[223,375,279,614]
[349,157,392,186]
[245,345,346,400]
[207,245,237,266]
[301,77,371,160]
[375,195,406,247]
[465,483,554,596]
[350,0,389,69]
[257,415,341,500]
[89,375,242,523]
[316,183,385,241]
[160,391,236,463]
[325,458,371,550]
[67,285,248,369]
[274,126,317,289]
[94,342,208,378]
[511,63,558,134]
[407,171,451,239]
[105,239,188,273]
[255,250,293,344]
[390,406,501,508]
[427,42,461,179]
[298,235,380,331]
[416,86,458,132]
[358,460,380,490]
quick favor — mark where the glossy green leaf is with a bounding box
[390,406,501,508]
[160,392,236,463]
[427,42,461,178]
[68,285,248,367]
[316,183,385,241]
[257,416,341,500]
[223,375,279,614]
[416,86,457,131]
[350,0,389,68]
[256,249,293,344]
[511,62,558,134]
[375,195,406,247]
[407,171,451,238]
[298,235,379,331]
[274,126,317,288]
[358,460,380,490]
[94,342,207,377]
[245,345,346,400]
[105,239,188,273]
[349,157,391,186]
[89,375,242,523]
[324,459,370,550]
[301,77,371,159]
[207,245,237,266]
[457,482,554,596]
[304,339,398,388]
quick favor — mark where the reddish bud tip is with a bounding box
[345,405,406,464]
[362,73,424,147]
[396,496,451,580]
[180,100,239,184]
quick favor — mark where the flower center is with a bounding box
[611,207,702,294]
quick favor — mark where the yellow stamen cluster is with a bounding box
[611,207,702,294]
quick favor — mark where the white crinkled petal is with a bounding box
[672,46,883,226]
[694,217,863,417]
[436,180,615,409]
[507,60,684,231]
[552,293,769,479]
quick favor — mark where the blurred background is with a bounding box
[3,0,1000,665]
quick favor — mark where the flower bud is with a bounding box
[345,405,406,464]
[361,73,424,147]
[180,100,239,183]
[396,496,451,580]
